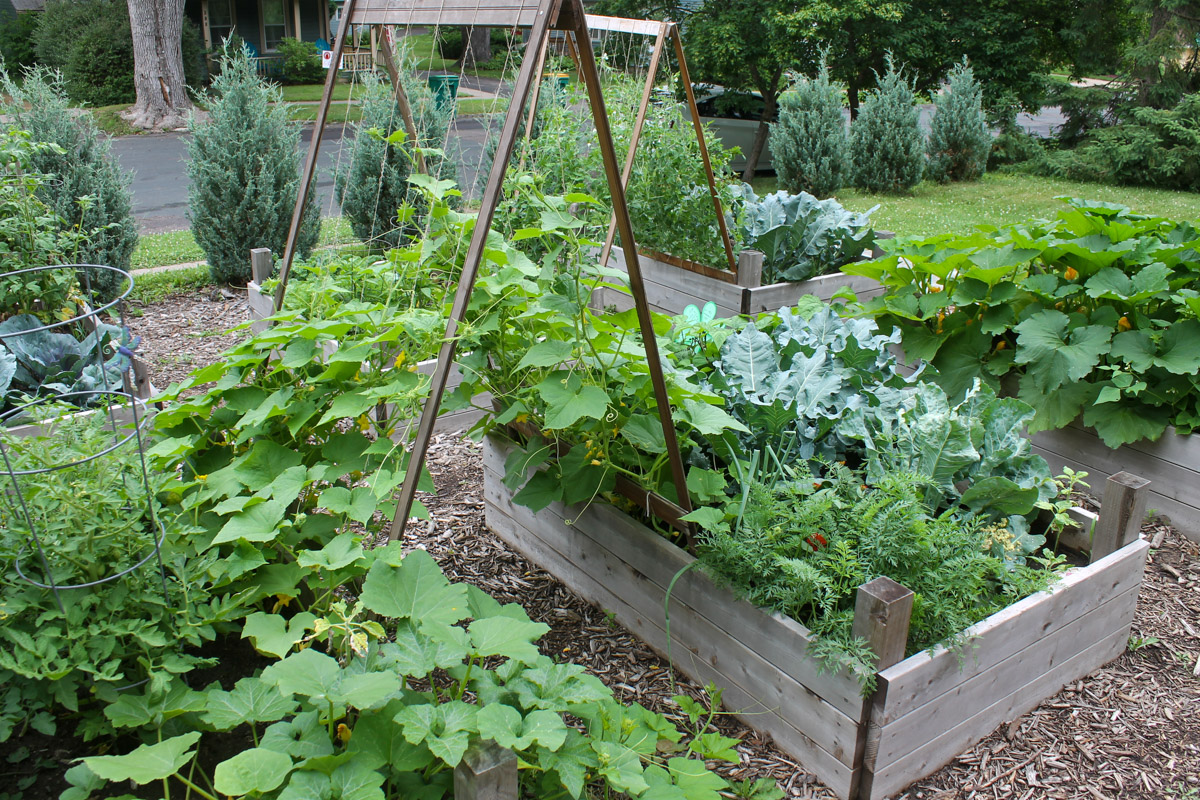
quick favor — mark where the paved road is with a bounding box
[114,106,1063,234]
[114,115,496,234]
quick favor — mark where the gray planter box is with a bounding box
[483,435,1150,800]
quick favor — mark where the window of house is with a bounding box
[261,0,289,52]
[208,0,235,46]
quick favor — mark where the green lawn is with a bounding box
[287,103,363,123]
[279,82,355,102]
[131,229,206,270]
[132,218,357,271]
[820,173,1200,238]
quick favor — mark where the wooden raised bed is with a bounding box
[1028,421,1200,543]
[592,246,886,318]
[482,436,1151,800]
[245,270,486,437]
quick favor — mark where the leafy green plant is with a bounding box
[72,548,749,800]
[456,182,745,511]
[730,183,875,283]
[0,409,234,744]
[147,300,448,622]
[0,66,139,302]
[275,37,325,84]
[186,46,320,285]
[846,197,1200,447]
[851,55,924,193]
[926,58,991,183]
[0,315,137,405]
[0,129,86,321]
[691,464,1065,689]
[770,55,850,198]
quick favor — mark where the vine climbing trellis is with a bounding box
[274,0,695,542]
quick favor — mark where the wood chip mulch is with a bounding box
[140,290,1200,800]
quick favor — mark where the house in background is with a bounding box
[185,0,333,71]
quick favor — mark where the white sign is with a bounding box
[321,50,336,69]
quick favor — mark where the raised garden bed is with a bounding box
[1027,422,1200,542]
[483,435,1152,800]
[593,246,886,318]
[246,277,486,435]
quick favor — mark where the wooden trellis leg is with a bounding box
[598,21,668,268]
[272,0,357,312]
[379,39,428,175]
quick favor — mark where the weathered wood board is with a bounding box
[859,540,1148,799]
[1029,420,1200,542]
[246,281,486,436]
[482,438,864,796]
[593,247,884,318]
[482,436,1150,800]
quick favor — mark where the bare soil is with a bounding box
[122,289,1200,800]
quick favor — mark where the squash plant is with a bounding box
[70,549,775,800]
[846,198,1200,447]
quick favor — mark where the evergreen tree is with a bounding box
[335,68,457,250]
[770,56,850,198]
[926,58,991,182]
[851,55,924,193]
[186,48,319,285]
[0,67,138,301]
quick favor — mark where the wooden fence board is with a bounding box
[874,539,1148,719]
[1030,422,1200,541]
[482,463,859,795]
[871,583,1140,770]
[860,626,1130,800]
[600,247,882,319]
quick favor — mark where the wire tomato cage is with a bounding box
[0,264,167,616]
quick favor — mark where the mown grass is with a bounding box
[278,82,355,103]
[749,172,1200,239]
[830,173,1200,237]
[131,230,205,270]
[129,264,213,305]
[132,217,358,271]
[288,103,363,123]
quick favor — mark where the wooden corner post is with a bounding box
[851,577,914,673]
[250,247,274,286]
[1091,471,1150,562]
[850,576,913,800]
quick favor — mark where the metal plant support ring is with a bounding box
[0,264,169,612]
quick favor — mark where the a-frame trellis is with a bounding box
[581,14,738,278]
[273,0,694,542]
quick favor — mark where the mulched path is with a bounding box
[129,288,1200,800]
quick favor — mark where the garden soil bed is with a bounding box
[99,288,1200,799]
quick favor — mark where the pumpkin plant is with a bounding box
[846,198,1200,447]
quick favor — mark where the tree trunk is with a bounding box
[460,26,492,69]
[123,0,194,131]
[741,92,777,182]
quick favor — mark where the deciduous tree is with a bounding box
[124,0,193,131]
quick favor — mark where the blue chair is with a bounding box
[315,38,330,52]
